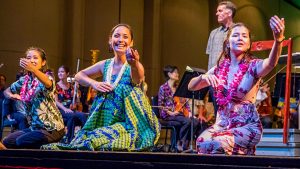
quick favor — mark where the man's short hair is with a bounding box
[219,1,237,18]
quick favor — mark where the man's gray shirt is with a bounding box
[206,26,229,70]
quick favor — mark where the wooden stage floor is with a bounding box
[1,149,300,169]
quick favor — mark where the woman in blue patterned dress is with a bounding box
[42,24,160,151]
[188,15,285,155]
[1,47,65,149]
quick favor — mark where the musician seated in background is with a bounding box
[55,65,87,143]
[256,82,273,128]
[158,65,200,151]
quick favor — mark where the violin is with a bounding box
[70,83,83,112]
[173,96,190,117]
[153,97,190,117]
[70,58,83,112]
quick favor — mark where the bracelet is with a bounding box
[276,36,285,43]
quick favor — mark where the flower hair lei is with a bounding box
[20,74,39,102]
[214,58,249,108]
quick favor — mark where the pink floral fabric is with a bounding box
[196,59,263,155]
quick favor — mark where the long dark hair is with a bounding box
[216,23,254,68]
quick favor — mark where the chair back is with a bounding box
[151,96,160,118]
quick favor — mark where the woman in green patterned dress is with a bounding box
[42,24,160,151]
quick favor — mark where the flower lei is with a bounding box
[214,58,249,107]
[20,74,39,102]
[105,58,127,89]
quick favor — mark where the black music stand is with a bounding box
[174,66,208,153]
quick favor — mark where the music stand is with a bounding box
[174,66,208,153]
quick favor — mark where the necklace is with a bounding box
[214,58,249,108]
[105,58,127,89]
[20,74,39,102]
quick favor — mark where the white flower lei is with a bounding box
[105,58,128,89]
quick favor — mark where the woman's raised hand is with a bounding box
[20,58,36,73]
[126,48,140,65]
[270,15,285,42]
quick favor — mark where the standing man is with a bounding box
[206,1,236,117]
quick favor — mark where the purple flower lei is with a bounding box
[20,74,39,102]
[214,58,249,108]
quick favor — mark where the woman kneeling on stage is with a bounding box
[2,47,65,149]
[41,23,160,151]
[188,15,285,155]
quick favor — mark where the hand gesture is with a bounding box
[269,15,285,42]
[10,93,21,100]
[19,58,36,73]
[168,110,180,116]
[91,81,113,93]
[126,48,140,65]
[201,74,220,88]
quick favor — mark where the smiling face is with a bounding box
[228,25,251,56]
[26,50,46,70]
[109,25,133,54]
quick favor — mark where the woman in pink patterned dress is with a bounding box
[188,15,285,155]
